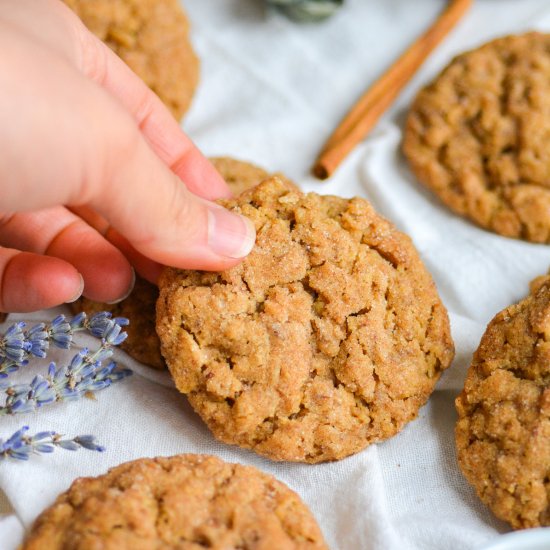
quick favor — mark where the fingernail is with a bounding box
[207,207,256,259]
[65,274,84,304]
[106,268,136,304]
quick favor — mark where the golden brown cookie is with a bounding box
[22,454,327,550]
[404,32,550,243]
[211,157,299,196]
[529,273,550,295]
[455,280,550,529]
[157,178,454,463]
[211,157,271,196]
[62,0,199,120]
[72,276,164,369]
[71,159,290,369]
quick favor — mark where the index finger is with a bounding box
[72,13,233,200]
[3,0,231,201]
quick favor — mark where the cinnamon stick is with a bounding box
[312,0,472,179]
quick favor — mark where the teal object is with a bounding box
[266,0,343,22]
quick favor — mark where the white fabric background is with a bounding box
[2,1,550,548]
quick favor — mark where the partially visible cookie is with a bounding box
[529,273,550,295]
[404,32,550,243]
[157,178,454,463]
[22,454,328,550]
[211,157,299,196]
[456,280,550,529]
[62,0,199,120]
[71,158,291,369]
[73,276,164,369]
[211,157,271,196]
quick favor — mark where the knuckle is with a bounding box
[74,22,108,85]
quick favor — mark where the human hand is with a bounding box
[0,0,255,312]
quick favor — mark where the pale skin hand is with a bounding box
[0,0,256,312]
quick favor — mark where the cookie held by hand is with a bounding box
[22,454,327,549]
[157,178,454,463]
[71,158,295,369]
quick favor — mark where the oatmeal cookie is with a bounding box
[72,159,289,369]
[210,157,299,196]
[404,32,550,243]
[62,0,199,120]
[157,178,454,463]
[22,454,327,550]
[455,280,550,529]
[72,275,164,369]
[529,273,550,295]
[211,157,271,196]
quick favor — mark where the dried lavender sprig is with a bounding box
[0,312,129,377]
[0,426,105,461]
[0,341,132,416]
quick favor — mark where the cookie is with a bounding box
[211,157,271,196]
[63,0,199,120]
[72,158,289,369]
[455,280,550,529]
[72,275,165,369]
[210,157,299,196]
[22,454,327,550]
[157,178,454,463]
[404,32,550,243]
[529,273,550,295]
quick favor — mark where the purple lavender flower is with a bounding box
[86,312,129,343]
[0,426,105,461]
[0,311,131,416]
[0,312,130,465]
[0,342,132,416]
[72,435,105,452]
[48,315,73,349]
[1,323,26,363]
[0,312,129,377]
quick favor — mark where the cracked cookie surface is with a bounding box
[404,33,550,243]
[157,178,454,463]
[71,158,282,369]
[62,0,199,120]
[456,278,550,529]
[22,454,327,550]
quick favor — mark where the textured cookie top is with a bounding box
[22,454,327,550]
[404,32,550,243]
[63,0,199,120]
[456,280,550,529]
[157,179,454,463]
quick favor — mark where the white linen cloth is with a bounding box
[2,1,550,548]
